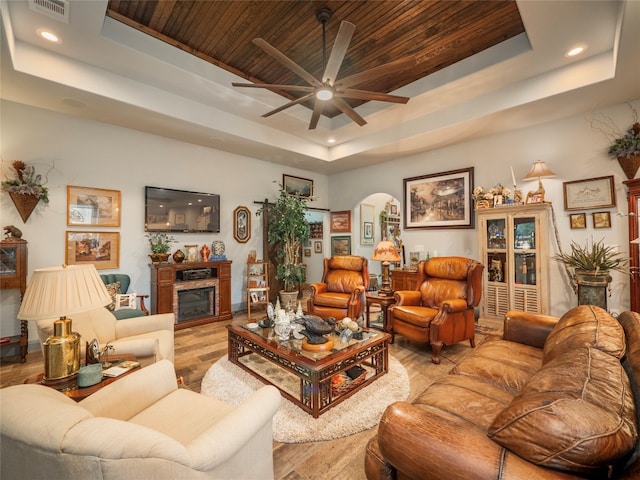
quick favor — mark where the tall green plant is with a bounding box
[257,185,311,292]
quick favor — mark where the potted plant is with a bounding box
[258,184,311,309]
[1,161,49,222]
[146,232,176,263]
[592,104,640,179]
[554,238,628,308]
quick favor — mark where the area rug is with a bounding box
[200,354,410,443]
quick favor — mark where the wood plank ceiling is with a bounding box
[106,1,525,119]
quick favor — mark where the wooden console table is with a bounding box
[150,260,232,330]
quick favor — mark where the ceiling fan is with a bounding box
[232,8,416,130]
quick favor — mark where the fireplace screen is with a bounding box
[177,287,215,323]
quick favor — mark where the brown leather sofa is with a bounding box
[365,306,640,480]
[307,255,369,320]
[389,256,484,364]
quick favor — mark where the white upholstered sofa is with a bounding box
[0,359,282,479]
[36,307,175,366]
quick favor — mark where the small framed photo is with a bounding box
[331,236,351,256]
[283,174,313,198]
[115,293,137,310]
[592,211,612,229]
[65,231,120,270]
[314,240,322,253]
[526,192,544,204]
[569,213,587,229]
[250,292,259,303]
[330,210,351,233]
[390,204,398,215]
[304,248,311,257]
[67,186,121,227]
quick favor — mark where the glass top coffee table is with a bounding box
[227,319,391,418]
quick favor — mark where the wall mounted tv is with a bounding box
[145,186,220,233]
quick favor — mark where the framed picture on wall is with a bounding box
[233,206,251,243]
[569,213,587,229]
[592,211,612,228]
[330,210,351,233]
[314,240,322,253]
[65,231,120,270]
[67,186,121,227]
[563,176,616,211]
[403,167,474,229]
[283,174,313,198]
[331,236,351,256]
[360,203,375,245]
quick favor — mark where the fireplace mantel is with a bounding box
[150,260,232,330]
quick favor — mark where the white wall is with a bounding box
[329,99,640,317]
[0,100,329,345]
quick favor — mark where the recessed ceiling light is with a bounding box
[565,45,586,57]
[38,29,60,43]
[328,138,336,144]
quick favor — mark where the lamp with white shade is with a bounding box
[17,264,111,386]
[371,240,402,297]
[523,160,556,200]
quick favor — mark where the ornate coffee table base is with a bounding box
[227,328,390,418]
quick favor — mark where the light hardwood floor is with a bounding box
[0,312,502,480]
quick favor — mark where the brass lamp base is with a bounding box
[43,317,81,384]
[378,262,394,297]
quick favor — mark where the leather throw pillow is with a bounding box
[488,346,637,475]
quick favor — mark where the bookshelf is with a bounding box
[247,261,270,319]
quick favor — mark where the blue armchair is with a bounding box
[100,274,149,320]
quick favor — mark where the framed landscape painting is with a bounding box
[283,174,313,198]
[67,186,121,227]
[403,167,474,229]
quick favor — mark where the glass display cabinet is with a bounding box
[624,178,640,313]
[0,238,28,362]
[477,204,551,319]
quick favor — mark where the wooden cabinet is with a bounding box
[0,238,28,362]
[150,260,232,330]
[624,178,640,313]
[247,261,269,320]
[477,204,551,319]
[391,268,419,291]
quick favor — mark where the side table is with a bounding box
[366,292,396,332]
[24,354,139,402]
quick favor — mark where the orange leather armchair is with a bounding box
[389,256,484,364]
[307,256,369,320]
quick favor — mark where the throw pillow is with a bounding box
[543,305,625,364]
[104,281,121,311]
[488,347,637,475]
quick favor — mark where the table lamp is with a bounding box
[523,160,556,198]
[371,240,402,297]
[17,264,111,387]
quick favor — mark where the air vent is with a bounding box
[28,0,70,24]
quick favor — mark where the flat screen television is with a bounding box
[145,186,220,233]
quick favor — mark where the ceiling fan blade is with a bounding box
[232,83,315,93]
[337,89,410,104]
[308,101,324,130]
[261,93,316,118]
[336,56,418,89]
[252,38,321,87]
[332,97,367,126]
[322,21,356,86]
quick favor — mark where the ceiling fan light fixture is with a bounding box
[316,88,333,101]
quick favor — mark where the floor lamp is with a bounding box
[371,240,402,297]
[17,264,111,388]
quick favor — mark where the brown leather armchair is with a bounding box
[307,255,369,320]
[388,256,484,364]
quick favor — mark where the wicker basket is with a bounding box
[331,368,367,397]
